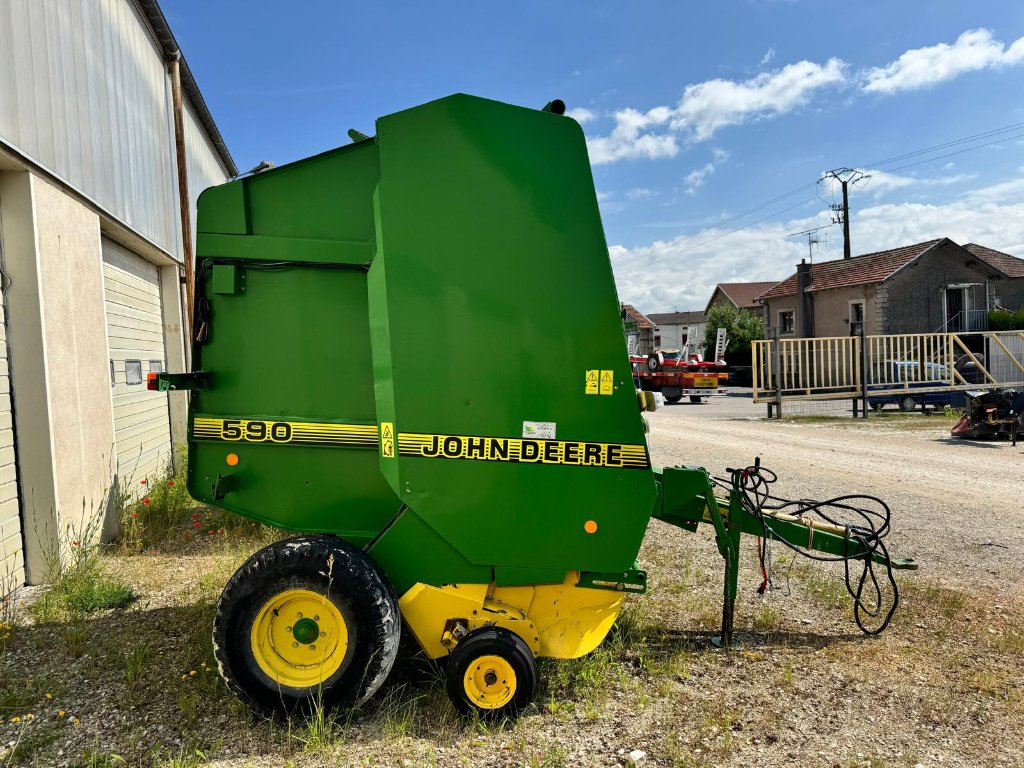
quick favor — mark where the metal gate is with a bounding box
[752,331,1024,405]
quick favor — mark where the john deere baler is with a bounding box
[158,94,915,719]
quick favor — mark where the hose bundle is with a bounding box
[713,460,899,635]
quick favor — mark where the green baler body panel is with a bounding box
[188,94,656,588]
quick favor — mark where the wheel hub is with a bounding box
[463,654,516,710]
[292,617,320,645]
[250,589,349,689]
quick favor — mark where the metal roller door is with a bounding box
[102,238,171,484]
[0,282,24,592]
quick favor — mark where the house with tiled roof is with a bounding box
[706,282,780,314]
[621,304,657,355]
[758,238,1024,338]
[647,310,706,354]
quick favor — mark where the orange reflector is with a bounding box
[584,520,598,534]
[147,372,158,391]
[226,453,239,466]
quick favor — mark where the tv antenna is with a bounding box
[788,225,831,263]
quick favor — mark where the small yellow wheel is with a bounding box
[462,654,517,710]
[250,589,350,689]
[446,628,537,719]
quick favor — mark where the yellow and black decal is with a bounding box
[192,417,378,448]
[191,417,649,469]
[398,433,649,469]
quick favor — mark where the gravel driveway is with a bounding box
[647,392,1024,599]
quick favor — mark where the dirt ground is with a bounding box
[1,397,1022,768]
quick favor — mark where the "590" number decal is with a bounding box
[219,419,293,442]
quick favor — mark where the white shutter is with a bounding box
[102,238,171,484]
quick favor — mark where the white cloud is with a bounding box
[818,168,980,198]
[612,176,1024,311]
[671,58,847,141]
[684,163,716,193]
[626,187,655,200]
[586,107,678,164]
[759,47,776,67]
[566,107,596,124]
[863,28,1024,94]
[711,147,730,162]
[585,58,846,163]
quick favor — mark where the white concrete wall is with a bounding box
[1,171,117,582]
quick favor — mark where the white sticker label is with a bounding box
[522,421,556,440]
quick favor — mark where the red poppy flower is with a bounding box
[168,481,176,487]
[72,541,80,547]
[143,498,151,505]
[194,522,201,528]
[131,512,138,519]
[140,479,147,485]
[192,513,199,520]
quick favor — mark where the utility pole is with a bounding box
[821,168,868,259]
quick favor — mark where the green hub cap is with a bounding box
[292,617,320,645]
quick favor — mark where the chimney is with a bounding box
[796,259,815,337]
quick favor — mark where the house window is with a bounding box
[849,300,865,336]
[109,360,115,387]
[125,360,143,385]
[149,360,164,373]
[778,310,795,335]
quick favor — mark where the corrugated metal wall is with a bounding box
[0,0,230,259]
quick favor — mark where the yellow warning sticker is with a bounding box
[585,369,599,395]
[599,370,614,395]
[380,422,395,458]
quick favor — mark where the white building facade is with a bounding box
[0,0,235,590]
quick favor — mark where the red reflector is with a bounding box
[147,372,158,391]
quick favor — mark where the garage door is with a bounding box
[102,238,171,484]
[0,285,24,592]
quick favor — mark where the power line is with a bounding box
[628,118,1024,268]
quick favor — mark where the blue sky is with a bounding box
[165,1,1024,311]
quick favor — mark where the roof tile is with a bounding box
[963,243,1024,278]
[758,239,944,300]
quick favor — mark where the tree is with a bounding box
[703,304,765,362]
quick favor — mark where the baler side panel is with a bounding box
[369,94,656,575]
[188,143,401,540]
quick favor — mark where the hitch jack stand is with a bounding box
[705,488,742,649]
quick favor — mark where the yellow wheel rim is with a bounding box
[250,589,349,689]
[463,655,517,710]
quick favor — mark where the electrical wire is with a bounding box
[712,458,900,635]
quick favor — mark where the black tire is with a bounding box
[445,627,537,720]
[213,535,401,716]
[689,396,703,404]
[898,396,917,413]
[664,396,682,404]
[646,353,662,372]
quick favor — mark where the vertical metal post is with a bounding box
[168,53,194,343]
[841,179,851,260]
[772,328,783,418]
[860,325,870,418]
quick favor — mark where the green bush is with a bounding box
[703,304,765,361]
[989,308,1024,331]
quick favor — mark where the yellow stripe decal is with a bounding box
[192,418,649,469]
[397,433,649,469]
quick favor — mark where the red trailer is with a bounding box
[630,351,729,403]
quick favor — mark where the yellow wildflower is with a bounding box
[45,693,53,700]
[189,670,197,677]
[71,717,80,727]
[9,716,20,723]
[58,711,66,718]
